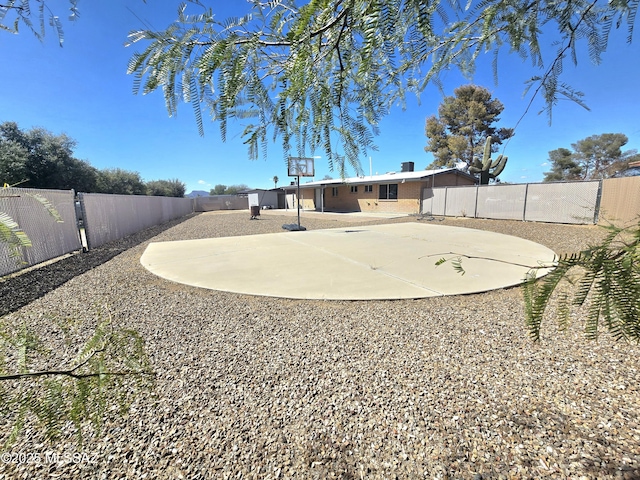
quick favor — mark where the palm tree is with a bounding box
[272,175,279,188]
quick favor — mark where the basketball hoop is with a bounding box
[288,157,315,177]
[286,157,315,230]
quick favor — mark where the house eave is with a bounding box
[285,168,477,189]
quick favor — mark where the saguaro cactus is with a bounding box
[469,136,508,184]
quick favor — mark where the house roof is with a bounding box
[613,166,640,178]
[612,160,640,178]
[282,167,476,189]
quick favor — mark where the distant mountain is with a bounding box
[185,190,210,198]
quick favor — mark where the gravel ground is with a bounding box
[1,211,639,479]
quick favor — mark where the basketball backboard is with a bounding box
[288,157,315,177]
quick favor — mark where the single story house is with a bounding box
[613,160,640,178]
[282,163,477,214]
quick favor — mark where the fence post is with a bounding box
[78,193,91,251]
[71,189,82,250]
[593,180,603,224]
[443,187,448,217]
[474,184,479,218]
[522,183,529,222]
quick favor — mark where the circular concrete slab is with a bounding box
[140,223,556,300]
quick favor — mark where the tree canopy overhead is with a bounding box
[125,0,638,175]
[0,0,79,46]
[2,1,638,175]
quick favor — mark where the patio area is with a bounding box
[140,222,556,300]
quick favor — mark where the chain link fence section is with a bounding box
[476,184,527,220]
[524,181,600,224]
[423,187,445,216]
[1,187,81,277]
[423,181,600,224]
[441,186,477,218]
[422,187,458,217]
[193,195,248,212]
[79,193,193,249]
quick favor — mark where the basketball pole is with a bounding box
[286,156,314,231]
[297,174,301,229]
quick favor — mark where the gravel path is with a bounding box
[1,212,638,479]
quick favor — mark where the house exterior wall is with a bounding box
[317,171,475,214]
[285,193,295,209]
[300,189,315,210]
[285,189,316,210]
[248,191,279,208]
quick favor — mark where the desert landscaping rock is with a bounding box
[1,211,638,479]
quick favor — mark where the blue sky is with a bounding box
[1,1,638,194]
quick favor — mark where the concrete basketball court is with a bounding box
[140,223,557,300]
